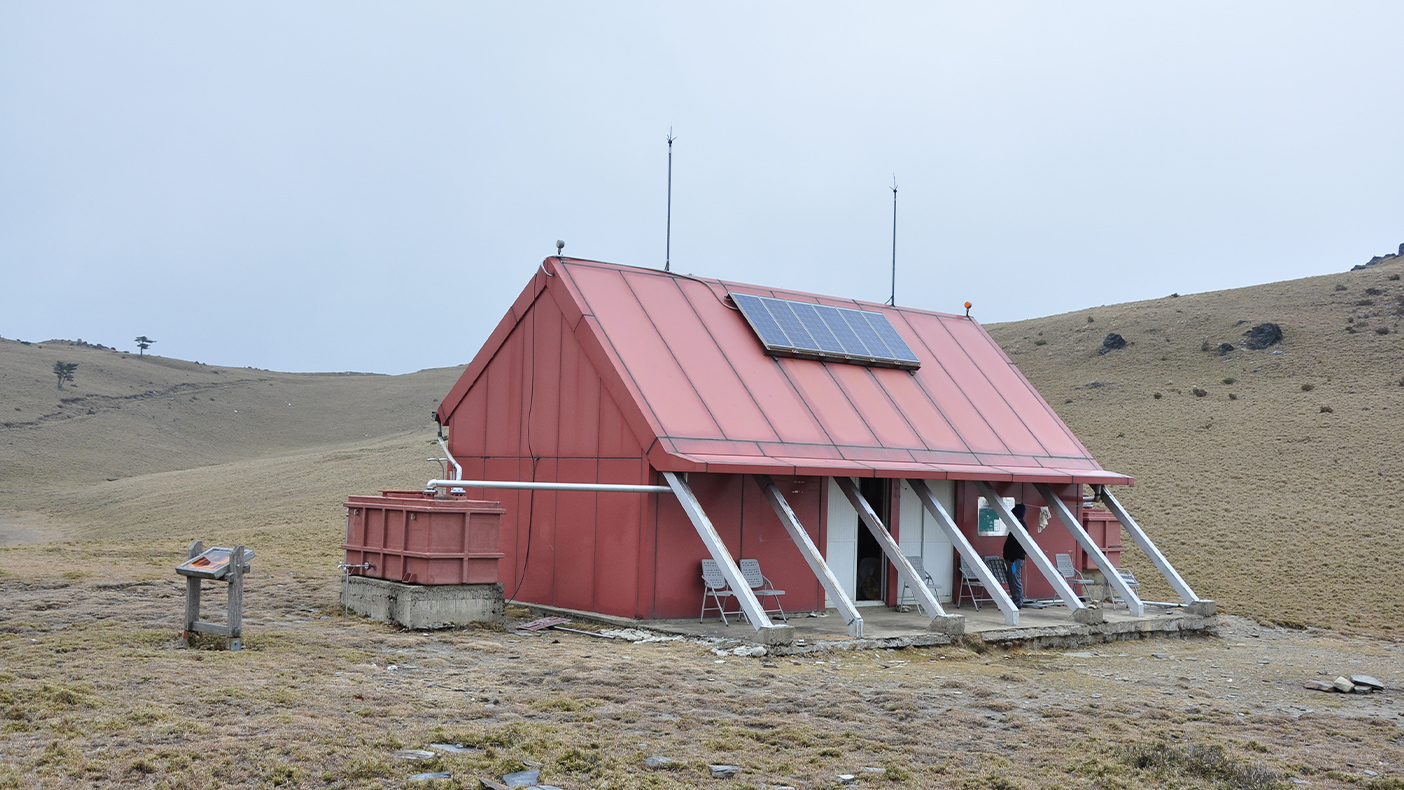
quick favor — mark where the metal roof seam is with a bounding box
[616,272,729,441]
[887,309,1009,457]
[933,315,1058,458]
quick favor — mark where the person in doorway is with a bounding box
[1002,504,1028,608]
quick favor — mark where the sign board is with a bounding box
[977,497,1016,536]
[177,546,256,580]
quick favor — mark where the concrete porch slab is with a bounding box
[513,599,1217,655]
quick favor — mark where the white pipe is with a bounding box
[436,436,463,481]
[424,479,672,493]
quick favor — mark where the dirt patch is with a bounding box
[0,512,68,546]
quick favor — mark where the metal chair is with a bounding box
[738,558,787,622]
[700,559,737,624]
[1110,568,1141,608]
[1056,553,1095,601]
[899,554,939,609]
[956,555,1009,610]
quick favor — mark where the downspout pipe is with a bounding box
[436,436,463,481]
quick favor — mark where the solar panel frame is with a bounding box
[730,292,921,370]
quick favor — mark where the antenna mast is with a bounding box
[887,176,897,306]
[665,128,676,272]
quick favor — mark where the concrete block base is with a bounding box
[1071,607,1105,625]
[1186,599,1218,616]
[753,625,796,646]
[344,577,503,629]
[928,614,966,636]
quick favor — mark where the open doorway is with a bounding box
[855,478,889,601]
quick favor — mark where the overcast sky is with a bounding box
[3,3,1402,374]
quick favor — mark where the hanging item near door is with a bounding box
[1038,506,1051,533]
[977,497,1016,536]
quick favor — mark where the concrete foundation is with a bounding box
[344,576,503,629]
[753,624,796,646]
[1071,607,1105,625]
[928,614,966,635]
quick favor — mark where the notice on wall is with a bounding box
[976,497,1016,536]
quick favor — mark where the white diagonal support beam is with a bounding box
[662,472,775,632]
[908,479,1019,626]
[835,478,949,621]
[756,476,864,638]
[973,481,1085,614]
[1096,486,1199,604]
[1034,483,1144,617]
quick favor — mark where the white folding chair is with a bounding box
[1056,553,1095,601]
[700,559,737,624]
[738,558,787,622]
[899,554,939,609]
[956,555,1008,610]
[1110,568,1141,608]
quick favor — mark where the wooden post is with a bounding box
[227,545,245,651]
[183,540,203,642]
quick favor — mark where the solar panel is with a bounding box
[730,292,921,370]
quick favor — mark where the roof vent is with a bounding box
[730,293,920,370]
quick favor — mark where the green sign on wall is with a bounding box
[977,497,1015,536]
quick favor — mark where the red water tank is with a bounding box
[343,490,504,585]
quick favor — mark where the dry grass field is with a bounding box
[2,261,1403,788]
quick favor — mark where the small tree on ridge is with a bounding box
[54,361,77,390]
[135,336,155,355]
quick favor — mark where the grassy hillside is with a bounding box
[0,338,459,490]
[987,256,1404,637]
[0,340,462,564]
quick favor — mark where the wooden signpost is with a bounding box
[178,540,252,651]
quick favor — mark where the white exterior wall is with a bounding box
[824,479,859,605]
[823,477,956,606]
[897,479,955,602]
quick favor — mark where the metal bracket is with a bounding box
[1096,486,1199,604]
[908,479,1019,626]
[834,478,949,621]
[756,475,863,637]
[1033,483,1144,617]
[973,482,1084,613]
[662,471,777,633]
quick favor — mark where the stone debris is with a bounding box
[643,755,675,769]
[394,749,438,761]
[1307,674,1388,694]
[837,774,858,786]
[429,743,478,754]
[409,772,452,782]
[479,780,509,790]
[708,764,741,779]
[600,628,684,643]
[732,645,767,657]
[503,768,540,786]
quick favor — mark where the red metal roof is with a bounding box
[440,258,1130,485]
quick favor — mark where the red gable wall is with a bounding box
[443,272,654,618]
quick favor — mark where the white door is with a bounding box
[824,478,858,606]
[897,479,955,602]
